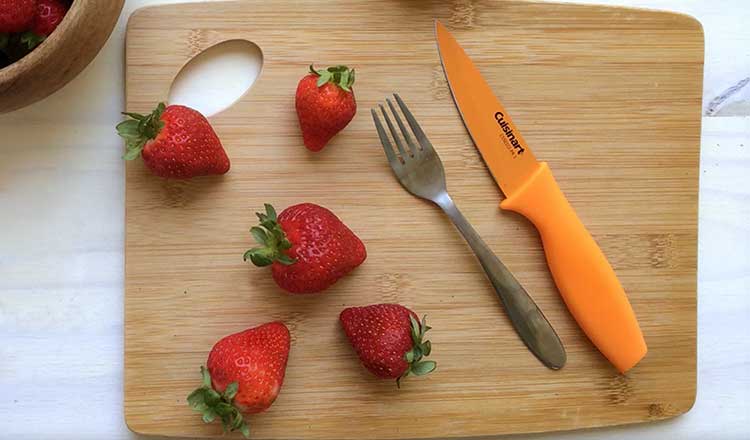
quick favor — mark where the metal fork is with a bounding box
[372,94,566,370]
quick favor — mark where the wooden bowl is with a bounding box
[0,0,124,114]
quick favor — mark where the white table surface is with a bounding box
[1,1,748,439]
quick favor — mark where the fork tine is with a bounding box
[386,98,418,156]
[379,104,408,159]
[371,108,399,166]
[393,93,433,151]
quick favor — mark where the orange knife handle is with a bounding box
[500,162,647,373]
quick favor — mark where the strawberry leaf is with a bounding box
[405,350,415,363]
[122,140,146,161]
[1,33,32,63]
[205,388,222,406]
[398,314,436,386]
[19,31,45,50]
[280,237,292,250]
[188,367,250,438]
[339,70,351,92]
[244,248,275,266]
[187,389,206,408]
[250,227,269,245]
[421,340,432,356]
[420,315,431,339]
[201,366,211,386]
[316,71,332,87]
[244,203,297,267]
[116,103,167,161]
[409,315,420,344]
[240,424,251,438]
[411,360,437,376]
[265,203,277,221]
[309,64,355,92]
[116,120,141,139]
[223,382,239,400]
[412,345,423,359]
[202,410,217,423]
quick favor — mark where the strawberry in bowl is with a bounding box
[0,0,123,113]
[0,0,70,65]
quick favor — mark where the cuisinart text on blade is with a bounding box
[435,20,647,373]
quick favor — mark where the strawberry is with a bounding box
[18,0,67,49]
[0,0,36,33]
[244,203,366,294]
[187,322,291,438]
[295,64,357,151]
[29,0,68,37]
[116,102,231,179]
[340,304,436,386]
[28,0,66,35]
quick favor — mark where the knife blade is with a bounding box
[436,20,647,373]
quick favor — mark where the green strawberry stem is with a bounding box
[397,314,437,388]
[116,102,167,160]
[0,33,33,63]
[19,31,46,50]
[187,366,250,438]
[243,204,296,267]
[309,64,355,92]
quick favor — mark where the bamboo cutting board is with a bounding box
[124,1,703,438]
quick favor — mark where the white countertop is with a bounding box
[0,1,748,439]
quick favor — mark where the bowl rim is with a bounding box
[0,0,86,79]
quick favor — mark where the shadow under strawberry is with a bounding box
[155,174,229,209]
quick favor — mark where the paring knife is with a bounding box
[435,20,647,373]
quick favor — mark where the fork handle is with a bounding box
[435,192,566,369]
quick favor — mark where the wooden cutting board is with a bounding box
[124,1,703,438]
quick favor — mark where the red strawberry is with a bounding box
[295,64,356,151]
[187,322,291,438]
[340,304,436,386]
[339,304,437,386]
[18,0,68,50]
[0,0,36,33]
[244,203,366,294]
[116,102,231,179]
[29,0,67,35]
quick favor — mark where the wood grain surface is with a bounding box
[124,1,703,438]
